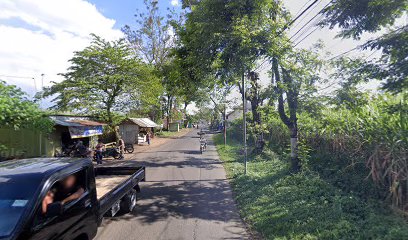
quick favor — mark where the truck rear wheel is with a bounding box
[120,189,137,213]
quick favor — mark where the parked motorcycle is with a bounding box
[55,142,91,158]
[93,146,122,161]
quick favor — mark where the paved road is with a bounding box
[96,130,249,240]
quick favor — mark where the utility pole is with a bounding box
[40,73,44,108]
[242,73,247,175]
[223,81,228,145]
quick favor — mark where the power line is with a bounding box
[254,0,322,71]
[290,0,335,45]
[291,14,325,44]
[363,49,382,62]
[291,0,323,31]
[326,26,406,61]
[327,47,359,61]
[290,0,328,41]
[294,0,314,18]
[278,0,320,35]
[293,26,320,47]
[0,74,35,79]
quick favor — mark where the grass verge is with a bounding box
[213,134,408,240]
[156,128,191,138]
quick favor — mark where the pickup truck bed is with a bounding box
[95,175,129,199]
[94,166,145,219]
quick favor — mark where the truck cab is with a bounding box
[0,158,145,240]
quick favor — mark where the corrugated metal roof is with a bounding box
[128,118,158,128]
[49,116,105,127]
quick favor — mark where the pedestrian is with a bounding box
[95,140,104,164]
[118,138,125,159]
[146,131,151,145]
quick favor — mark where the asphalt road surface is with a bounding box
[96,129,250,240]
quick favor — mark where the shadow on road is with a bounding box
[104,179,241,225]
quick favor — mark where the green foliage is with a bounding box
[179,0,289,84]
[0,81,53,132]
[0,81,53,152]
[320,0,407,39]
[321,0,408,93]
[214,134,408,240]
[42,35,162,126]
[256,94,408,209]
[122,0,174,69]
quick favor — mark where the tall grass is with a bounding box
[256,95,408,211]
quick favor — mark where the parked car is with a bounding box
[0,158,145,240]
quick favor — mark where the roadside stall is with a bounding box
[49,115,106,157]
[119,118,158,145]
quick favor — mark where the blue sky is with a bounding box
[0,0,385,106]
[87,0,181,29]
[0,0,182,99]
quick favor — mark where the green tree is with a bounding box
[321,0,408,93]
[42,35,161,139]
[122,0,174,69]
[0,81,53,151]
[179,0,289,151]
[0,81,52,131]
[270,48,322,172]
[123,0,180,122]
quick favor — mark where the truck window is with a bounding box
[40,169,88,218]
[0,176,38,238]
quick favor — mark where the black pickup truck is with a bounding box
[0,158,145,240]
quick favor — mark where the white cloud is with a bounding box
[0,0,123,100]
[171,0,179,7]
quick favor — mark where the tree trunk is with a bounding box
[223,104,227,145]
[289,125,300,172]
[271,57,300,173]
[106,106,120,142]
[166,96,173,130]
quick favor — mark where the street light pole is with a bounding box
[242,73,247,175]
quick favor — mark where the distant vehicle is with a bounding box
[0,158,145,240]
[200,139,207,154]
[199,133,207,154]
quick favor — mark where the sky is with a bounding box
[0,0,401,111]
[0,0,181,101]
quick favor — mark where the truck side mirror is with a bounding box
[45,202,63,218]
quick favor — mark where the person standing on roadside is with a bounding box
[146,131,151,145]
[118,138,125,159]
[95,140,104,164]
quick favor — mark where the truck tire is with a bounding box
[120,189,137,213]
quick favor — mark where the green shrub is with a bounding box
[214,134,408,239]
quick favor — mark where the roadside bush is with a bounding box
[249,94,408,210]
[214,134,408,239]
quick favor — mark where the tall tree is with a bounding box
[269,47,322,172]
[122,0,174,69]
[321,0,408,93]
[42,35,160,139]
[179,0,289,150]
[123,0,179,122]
